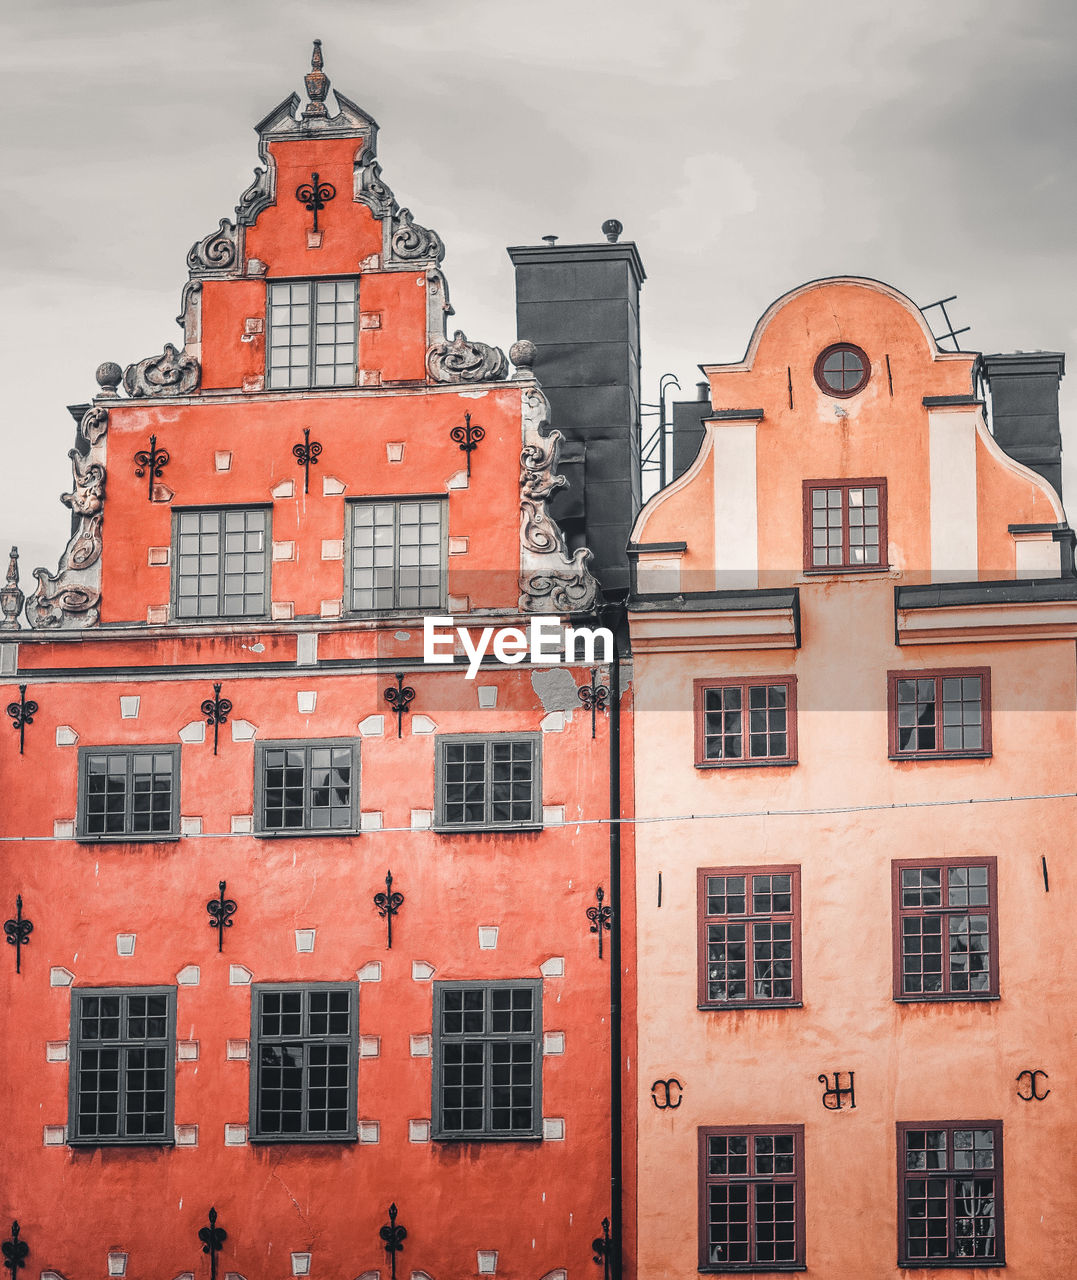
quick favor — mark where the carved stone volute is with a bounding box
[26,373,108,630]
[390,208,445,264]
[187,218,238,273]
[517,383,600,614]
[427,331,509,384]
[123,343,200,398]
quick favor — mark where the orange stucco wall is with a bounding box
[2,95,623,1280]
[97,384,524,624]
[629,279,1077,1277]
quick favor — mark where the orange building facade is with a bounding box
[1,49,629,1280]
[628,278,1076,1276]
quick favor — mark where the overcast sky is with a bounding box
[2,0,1075,576]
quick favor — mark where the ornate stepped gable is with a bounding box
[18,43,598,629]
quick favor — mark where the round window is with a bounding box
[814,343,870,397]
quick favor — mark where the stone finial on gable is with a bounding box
[303,40,331,120]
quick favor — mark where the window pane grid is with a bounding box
[898,863,994,997]
[259,742,356,833]
[268,280,357,389]
[901,1125,1000,1263]
[175,508,267,620]
[438,737,538,829]
[72,990,173,1143]
[350,499,444,612]
[700,682,792,764]
[436,983,539,1138]
[703,1128,802,1269]
[893,672,986,757]
[254,986,355,1140]
[702,871,798,1007]
[808,481,882,569]
[81,749,177,838]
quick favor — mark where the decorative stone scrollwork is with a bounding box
[123,343,200,398]
[522,432,568,507]
[186,218,238,273]
[516,383,600,614]
[69,514,104,571]
[390,208,445,264]
[27,399,107,630]
[175,280,202,341]
[521,560,599,613]
[427,331,508,384]
[25,577,101,629]
[61,451,105,516]
[80,405,109,446]
[355,159,395,219]
[237,165,274,228]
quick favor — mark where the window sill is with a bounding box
[893,994,1000,1004]
[698,1265,806,1274]
[432,1133,543,1143]
[889,752,992,763]
[433,824,544,836]
[254,828,360,839]
[801,565,890,577]
[698,1001,803,1012]
[695,759,798,770]
[248,1134,357,1145]
[75,834,181,845]
[896,1260,1005,1270]
[69,1138,176,1149]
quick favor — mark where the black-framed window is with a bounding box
[77,746,180,841]
[699,1125,805,1271]
[898,1121,1004,1265]
[255,740,359,835]
[69,987,175,1145]
[435,734,541,831]
[267,278,358,389]
[250,984,358,1142]
[173,507,270,620]
[348,498,446,612]
[433,980,542,1140]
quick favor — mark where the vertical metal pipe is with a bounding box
[607,615,624,1279]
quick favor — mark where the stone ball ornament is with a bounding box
[95,362,123,395]
[510,339,537,372]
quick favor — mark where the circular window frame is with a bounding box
[814,343,870,398]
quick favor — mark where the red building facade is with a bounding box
[2,46,626,1280]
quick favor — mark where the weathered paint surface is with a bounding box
[1,67,616,1279]
[629,279,1077,1276]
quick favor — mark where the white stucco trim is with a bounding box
[713,423,758,589]
[929,408,979,581]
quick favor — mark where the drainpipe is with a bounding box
[601,594,628,1280]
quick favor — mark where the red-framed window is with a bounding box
[888,669,991,759]
[694,677,797,768]
[898,1121,1004,1266]
[698,867,802,1009]
[699,1125,805,1272]
[803,479,887,572]
[892,858,998,1001]
[813,343,870,397]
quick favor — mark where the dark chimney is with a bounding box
[670,381,712,481]
[507,234,646,594]
[980,352,1065,499]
